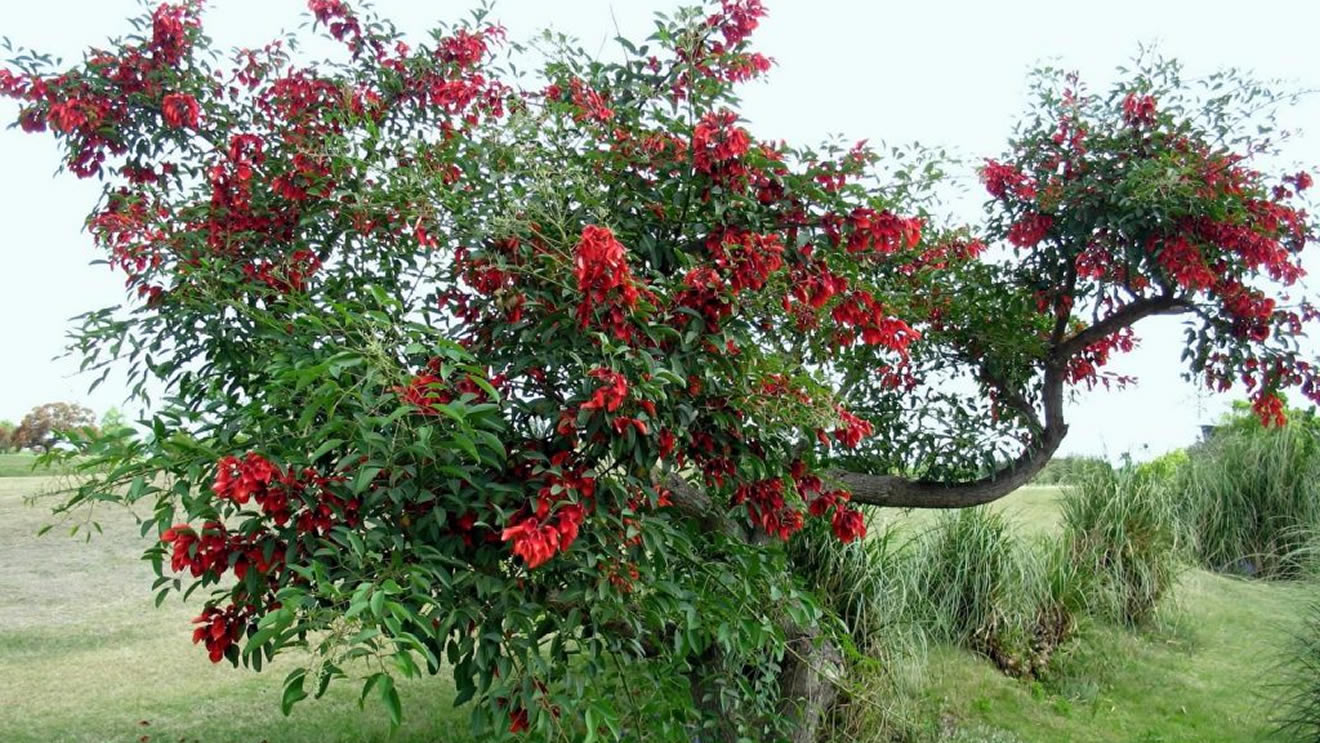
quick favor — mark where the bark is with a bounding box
[778,628,843,743]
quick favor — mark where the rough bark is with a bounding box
[778,628,843,743]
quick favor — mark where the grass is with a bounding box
[852,485,1313,743]
[0,453,50,477]
[1272,592,1320,742]
[0,476,471,743]
[1177,422,1320,579]
[2,477,1313,742]
[923,570,1310,742]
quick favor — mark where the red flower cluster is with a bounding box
[1152,236,1215,291]
[572,225,640,337]
[569,78,613,123]
[830,290,920,353]
[150,3,199,66]
[436,27,501,69]
[1121,92,1157,128]
[161,521,231,577]
[502,505,588,569]
[500,452,596,569]
[1252,391,1286,427]
[1286,170,1313,192]
[1007,212,1054,248]
[1218,280,1277,342]
[981,159,1036,200]
[397,363,497,415]
[707,230,784,292]
[707,0,766,47]
[212,451,358,530]
[733,478,803,540]
[161,92,199,128]
[832,406,874,448]
[806,489,867,543]
[782,261,848,326]
[1066,327,1136,389]
[213,452,279,505]
[581,368,629,413]
[192,602,254,663]
[501,498,588,569]
[692,110,750,176]
[675,267,733,331]
[161,522,285,580]
[397,372,449,414]
[842,207,923,254]
[792,462,867,543]
[308,0,366,53]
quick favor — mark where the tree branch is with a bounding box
[834,294,1194,510]
[833,362,1067,509]
[1055,294,1192,359]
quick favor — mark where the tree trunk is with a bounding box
[778,627,843,743]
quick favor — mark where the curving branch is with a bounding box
[834,362,1066,508]
[836,294,1194,510]
[1056,294,1193,358]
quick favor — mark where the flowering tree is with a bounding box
[12,401,97,452]
[3,1,1315,740]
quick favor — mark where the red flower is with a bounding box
[832,407,873,448]
[191,603,251,663]
[212,452,279,504]
[581,368,628,413]
[161,92,199,129]
[572,225,639,335]
[831,506,866,543]
[1121,93,1157,127]
[1007,212,1053,248]
[657,429,676,459]
[1252,392,1286,427]
[508,708,529,734]
[733,478,803,540]
[980,159,1036,200]
[150,4,196,66]
[397,372,451,415]
[502,504,585,569]
[693,110,750,175]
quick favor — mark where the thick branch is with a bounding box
[1055,294,1192,359]
[834,362,1067,508]
[836,295,1194,509]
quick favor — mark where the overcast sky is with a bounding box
[2,0,1318,460]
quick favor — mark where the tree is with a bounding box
[0,419,15,452]
[2,1,1314,740]
[11,402,96,452]
[99,407,134,439]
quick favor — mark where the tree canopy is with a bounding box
[3,1,1315,739]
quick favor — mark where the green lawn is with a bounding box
[873,485,1311,743]
[0,453,48,477]
[0,476,471,743]
[0,477,1310,742]
[920,569,1309,742]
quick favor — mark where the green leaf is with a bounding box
[380,674,402,727]
[280,669,308,716]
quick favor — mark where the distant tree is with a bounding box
[0,419,14,452]
[99,407,133,438]
[12,403,97,452]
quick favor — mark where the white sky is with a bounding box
[2,0,1318,460]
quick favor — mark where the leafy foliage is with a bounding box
[1,0,1316,738]
[11,402,96,452]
